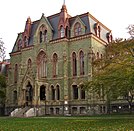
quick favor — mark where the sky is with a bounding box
[0,0,133,59]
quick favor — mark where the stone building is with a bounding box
[6,4,112,116]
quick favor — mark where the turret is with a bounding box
[58,3,70,38]
[24,17,32,37]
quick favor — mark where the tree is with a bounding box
[0,74,6,105]
[127,24,134,39]
[84,39,134,113]
[0,38,6,61]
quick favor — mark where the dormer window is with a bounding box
[60,26,65,38]
[94,23,101,37]
[39,25,47,43]
[74,22,81,36]
[24,36,28,47]
[107,32,112,43]
[18,39,22,50]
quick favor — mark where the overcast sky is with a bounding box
[0,0,133,59]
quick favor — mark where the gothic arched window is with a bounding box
[56,85,60,100]
[28,59,32,68]
[44,30,47,42]
[14,64,18,83]
[80,85,85,99]
[24,36,28,47]
[73,85,78,99]
[65,26,70,38]
[60,26,65,38]
[74,22,81,36]
[72,52,77,76]
[79,50,84,75]
[51,85,55,100]
[40,31,43,43]
[94,23,101,38]
[13,91,17,103]
[18,39,22,50]
[37,51,47,78]
[53,53,58,77]
[40,85,46,100]
[107,32,113,43]
[39,25,47,43]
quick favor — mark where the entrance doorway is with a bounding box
[25,81,33,106]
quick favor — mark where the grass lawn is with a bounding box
[0,115,134,131]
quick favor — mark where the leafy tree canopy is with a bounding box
[0,74,6,104]
[0,38,6,61]
[84,39,134,109]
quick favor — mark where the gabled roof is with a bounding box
[40,14,54,31]
[47,13,60,39]
[69,13,90,34]
[11,5,112,53]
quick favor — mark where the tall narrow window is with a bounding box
[39,25,48,43]
[80,85,85,99]
[60,26,65,38]
[56,85,60,100]
[94,23,101,38]
[40,31,43,43]
[98,26,101,37]
[65,26,70,38]
[79,51,84,75]
[28,59,32,68]
[37,51,47,78]
[72,52,77,76]
[13,91,17,103]
[74,22,81,36]
[24,36,28,47]
[40,85,46,100]
[14,64,18,83]
[44,30,47,42]
[107,32,112,43]
[53,53,58,77]
[73,85,78,99]
[18,39,22,50]
[51,86,55,100]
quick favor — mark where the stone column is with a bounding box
[87,47,93,81]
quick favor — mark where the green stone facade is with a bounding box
[6,4,112,116]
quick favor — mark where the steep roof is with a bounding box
[11,4,112,53]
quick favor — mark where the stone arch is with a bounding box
[38,24,48,43]
[22,79,33,106]
[55,84,60,100]
[71,82,78,100]
[50,85,55,100]
[72,52,77,76]
[37,50,47,78]
[40,85,46,100]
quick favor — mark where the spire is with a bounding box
[58,1,70,38]
[24,17,31,37]
[63,0,65,5]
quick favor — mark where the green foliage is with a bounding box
[0,38,6,61]
[84,39,134,107]
[0,74,6,104]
